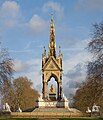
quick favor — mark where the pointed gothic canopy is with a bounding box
[42,17,63,100]
[48,17,56,58]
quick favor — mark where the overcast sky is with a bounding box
[0,0,103,97]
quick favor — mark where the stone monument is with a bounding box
[36,17,68,109]
[86,103,100,117]
[2,103,11,112]
[16,107,22,112]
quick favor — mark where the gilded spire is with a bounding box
[50,16,55,39]
[48,16,56,57]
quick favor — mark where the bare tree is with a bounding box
[88,22,103,79]
[73,75,103,112]
[2,77,39,111]
[0,45,14,87]
[89,22,103,58]
[73,21,103,112]
[0,43,14,108]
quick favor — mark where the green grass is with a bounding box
[0,118,38,120]
[60,118,103,120]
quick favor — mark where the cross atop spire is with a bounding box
[48,16,56,57]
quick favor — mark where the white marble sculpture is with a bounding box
[38,93,44,101]
[17,107,22,112]
[92,103,100,112]
[62,93,68,101]
[3,104,5,110]
[2,103,11,112]
[86,107,91,113]
[86,104,100,113]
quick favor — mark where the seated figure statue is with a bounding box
[50,84,55,94]
[2,103,11,112]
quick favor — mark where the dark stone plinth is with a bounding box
[49,93,56,101]
[0,111,11,118]
[91,112,100,117]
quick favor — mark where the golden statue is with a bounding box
[50,84,55,94]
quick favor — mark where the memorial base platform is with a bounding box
[35,100,68,108]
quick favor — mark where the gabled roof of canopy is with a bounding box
[42,56,62,71]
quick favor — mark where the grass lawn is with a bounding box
[60,118,103,120]
[0,118,38,120]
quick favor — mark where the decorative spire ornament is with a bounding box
[48,16,56,57]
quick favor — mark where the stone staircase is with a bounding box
[34,108,70,112]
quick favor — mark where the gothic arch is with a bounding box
[47,73,58,83]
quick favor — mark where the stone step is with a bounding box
[34,108,70,112]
